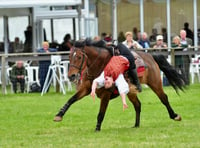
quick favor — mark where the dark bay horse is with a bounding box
[54,40,186,131]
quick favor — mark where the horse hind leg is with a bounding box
[127,94,141,127]
[148,82,181,121]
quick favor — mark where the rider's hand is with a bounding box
[123,103,128,111]
[90,91,96,103]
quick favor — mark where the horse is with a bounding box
[54,39,186,131]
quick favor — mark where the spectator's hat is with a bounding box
[125,31,133,37]
[156,35,163,41]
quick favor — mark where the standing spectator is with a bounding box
[104,34,112,42]
[162,28,167,43]
[139,32,150,48]
[24,25,32,53]
[13,37,23,53]
[132,27,138,41]
[37,41,57,92]
[10,61,26,93]
[59,34,73,51]
[153,35,167,48]
[122,31,142,49]
[183,22,194,44]
[149,28,158,42]
[179,30,192,84]
[117,31,125,43]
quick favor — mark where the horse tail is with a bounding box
[152,54,186,93]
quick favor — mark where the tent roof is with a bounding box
[0,0,82,8]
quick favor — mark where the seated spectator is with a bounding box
[59,34,73,51]
[153,35,167,48]
[139,32,150,48]
[122,31,142,49]
[37,41,57,92]
[117,31,125,43]
[10,61,26,93]
[149,28,158,42]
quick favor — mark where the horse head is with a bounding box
[68,47,87,83]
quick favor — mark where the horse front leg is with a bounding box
[54,81,91,122]
[127,93,141,127]
[95,92,111,132]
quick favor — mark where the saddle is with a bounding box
[131,51,146,77]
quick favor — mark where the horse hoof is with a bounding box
[174,115,182,121]
[53,116,63,122]
[95,128,101,132]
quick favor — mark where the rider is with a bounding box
[117,43,142,92]
[91,56,130,111]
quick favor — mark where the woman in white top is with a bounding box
[122,32,143,49]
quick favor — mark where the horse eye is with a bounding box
[78,56,81,60]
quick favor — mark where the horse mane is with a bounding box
[74,38,114,55]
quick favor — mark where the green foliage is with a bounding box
[0,84,200,148]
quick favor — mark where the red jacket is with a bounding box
[104,56,129,81]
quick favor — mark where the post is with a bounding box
[170,48,175,66]
[77,5,82,39]
[140,0,144,33]
[3,16,9,54]
[1,55,6,94]
[193,0,198,51]
[112,0,117,42]
[166,0,172,63]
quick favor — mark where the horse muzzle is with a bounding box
[68,73,80,83]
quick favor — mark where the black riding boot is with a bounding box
[129,69,142,92]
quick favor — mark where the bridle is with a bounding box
[69,47,87,75]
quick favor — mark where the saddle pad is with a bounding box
[131,51,146,68]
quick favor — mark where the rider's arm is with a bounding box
[90,72,105,101]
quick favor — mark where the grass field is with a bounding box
[0,84,200,148]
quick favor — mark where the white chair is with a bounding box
[0,67,2,85]
[190,55,200,84]
[6,67,14,93]
[25,66,40,92]
[60,60,72,91]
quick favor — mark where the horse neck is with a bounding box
[84,46,112,77]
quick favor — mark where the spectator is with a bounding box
[162,28,167,43]
[93,36,101,41]
[24,25,32,53]
[132,27,138,40]
[101,32,107,40]
[13,37,23,53]
[10,61,26,93]
[59,34,73,51]
[137,31,141,42]
[104,34,112,42]
[122,31,142,49]
[139,32,150,48]
[149,28,158,42]
[183,22,194,43]
[117,31,125,43]
[153,35,167,48]
[171,33,190,85]
[37,41,57,92]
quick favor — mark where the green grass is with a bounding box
[0,84,200,148]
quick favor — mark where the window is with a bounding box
[8,16,29,42]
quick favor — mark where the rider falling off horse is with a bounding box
[90,51,142,111]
